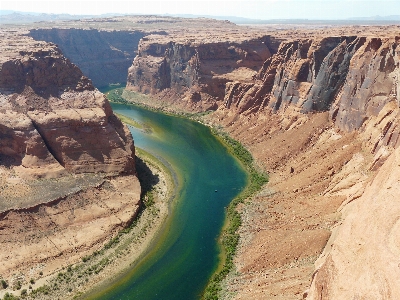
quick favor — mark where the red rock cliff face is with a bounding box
[224,36,400,148]
[0,33,141,284]
[212,35,400,299]
[126,36,279,110]
[224,37,361,113]
[0,38,135,177]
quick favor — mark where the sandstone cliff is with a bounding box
[0,33,135,176]
[0,31,140,284]
[206,34,400,299]
[126,35,281,111]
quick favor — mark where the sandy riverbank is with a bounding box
[75,148,177,300]
[0,148,175,300]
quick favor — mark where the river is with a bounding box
[91,102,247,299]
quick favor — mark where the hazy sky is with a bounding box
[1,0,400,20]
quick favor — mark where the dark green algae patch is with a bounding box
[202,130,268,300]
[95,88,268,300]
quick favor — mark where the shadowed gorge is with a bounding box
[29,28,146,87]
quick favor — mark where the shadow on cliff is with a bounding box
[135,155,159,204]
[0,154,21,168]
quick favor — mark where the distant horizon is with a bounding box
[1,0,400,21]
[1,9,400,24]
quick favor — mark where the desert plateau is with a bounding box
[1,5,400,300]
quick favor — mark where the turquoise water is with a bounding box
[90,103,247,299]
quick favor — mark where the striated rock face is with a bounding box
[126,35,280,111]
[205,34,400,300]
[223,36,400,153]
[29,28,145,87]
[330,38,400,132]
[224,37,361,113]
[0,35,135,176]
[0,111,64,178]
[0,31,140,285]
[0,174,141,278]
[224,36,400,129]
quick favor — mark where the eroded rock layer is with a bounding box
[205,34,400,300]
[126,34,281,111]
[0,31,140,284]
[0,32,135,176]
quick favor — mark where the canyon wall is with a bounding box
[0,32,140,282]
[29,28,145,87]
[207,35,400,299]
[0,40,136,176]
[97,25,399,299]
[126,35,281,111]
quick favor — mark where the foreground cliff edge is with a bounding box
[0,32,143,298]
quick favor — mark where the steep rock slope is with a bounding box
[0,35,135,176]
[29,28,145,87]
[126,35,281,111]
[88,23,399,298]
[204,34,400,299]
[0,31,140,282]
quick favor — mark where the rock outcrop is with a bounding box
[0,31,140,283]
[0,33,135,176]
[307,142,400,299]
[126,35,280,111]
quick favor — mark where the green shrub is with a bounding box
[1,279,8,289]
[3,292,19,300]
[20,289,27,297]
[13,281,22,291]
[30,284,50,297]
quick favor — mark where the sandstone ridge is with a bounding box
[0,31,135,178]
[0,30,140,288]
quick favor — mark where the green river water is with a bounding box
[90,102,248,299]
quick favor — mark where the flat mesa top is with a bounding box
[1,15,399,49]
[0,30,57,64]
